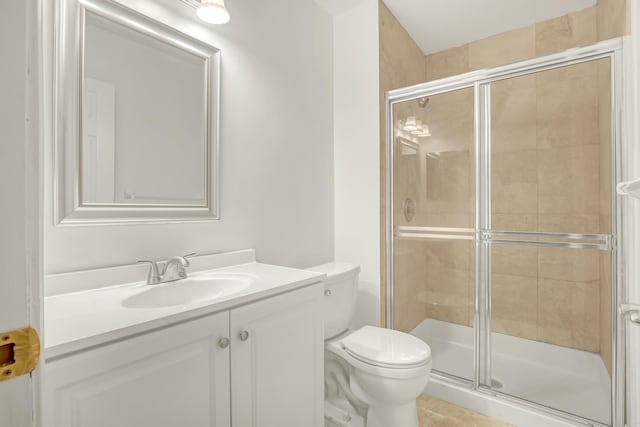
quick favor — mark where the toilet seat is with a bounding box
[326,326,432,379]
[342,326,431,369]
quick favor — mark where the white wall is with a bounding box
[44,0,334,273]
[332,0,381,328]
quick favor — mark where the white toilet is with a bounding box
[310,262,432,427]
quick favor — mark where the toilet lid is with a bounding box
[341,326,431,368]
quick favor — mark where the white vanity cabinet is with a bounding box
[44,284,323,427]
[230,284,324,427]
[44,311,232,427]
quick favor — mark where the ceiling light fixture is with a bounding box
[410,120,424,135]
[403,116,418,132]
[417,124,431,138]
[197,0,231,24]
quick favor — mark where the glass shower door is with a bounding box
[486,57,613,425]
[392,86,476,381]
[387,42,621,427]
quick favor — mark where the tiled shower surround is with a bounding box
[383,0,629,376]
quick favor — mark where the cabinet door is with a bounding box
[230,284,324,427]
[44,312,231,427]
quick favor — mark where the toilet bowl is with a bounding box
[309,263,431,427]
[326,326,431,427]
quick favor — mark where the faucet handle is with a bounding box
[137,259,162,285]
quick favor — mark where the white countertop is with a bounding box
[45,260,324,360]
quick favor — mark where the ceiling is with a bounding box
[382,0,596,55]
[314,0,366,16]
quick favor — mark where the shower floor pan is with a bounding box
[411,318,611,425]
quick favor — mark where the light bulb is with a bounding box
[411,120,423,135]
[403,116,417,132]
[197,0,230,24]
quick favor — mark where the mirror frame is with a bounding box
[55,0,220,225]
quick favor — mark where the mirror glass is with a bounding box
[81,10,208,206]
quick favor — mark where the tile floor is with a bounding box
[418,395,514,427]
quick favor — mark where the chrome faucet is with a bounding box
[138,253,196,285]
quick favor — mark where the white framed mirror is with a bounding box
[55,0,220,224]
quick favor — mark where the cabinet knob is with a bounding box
[324,289,332,296]
[217,337,230,349]
[239,330,250,341]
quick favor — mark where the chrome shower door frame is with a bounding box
[385,38,624,427]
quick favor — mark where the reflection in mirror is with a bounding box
[55,0,220,224]
[81,11,207,206]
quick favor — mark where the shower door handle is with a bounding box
[620,303,640,325]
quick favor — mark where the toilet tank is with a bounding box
[308,262,360,339]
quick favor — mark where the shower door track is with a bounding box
[429,369,613,427]
[385,38,625,427]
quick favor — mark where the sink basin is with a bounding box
[122,273,255,309]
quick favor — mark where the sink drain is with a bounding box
[491,378,504,389]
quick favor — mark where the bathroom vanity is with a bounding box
[43,250,325,427]
[44,2,326,425]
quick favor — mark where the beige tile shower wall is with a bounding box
[394,238,428,333]
[425,7,597,81]
[489,59,612,355]
[420,239,474,328]
[392,86,476,331]
[424,0,630,80]
[379,2,425,91]
[418,87,475,328]
[597,0,631,40]
[379,1,427,331]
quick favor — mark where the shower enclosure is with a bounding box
[385,40,623,427]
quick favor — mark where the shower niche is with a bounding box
[386,41,621,427]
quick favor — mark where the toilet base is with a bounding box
[365,400,419,427]
[350,374,424,427]
[325,399,365,427]
[325,327,430,427]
